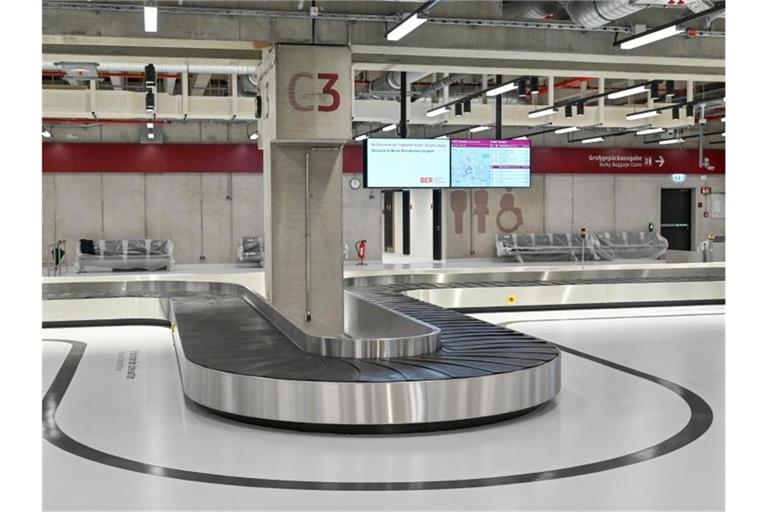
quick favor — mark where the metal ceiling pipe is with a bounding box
[368,71,431,94]
[411,74,472,101]
[501,1,563,20]
[42,62,259,74]
[560,0,645,29]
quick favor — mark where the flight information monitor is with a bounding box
[363,138,451,188]
[450,139,531,188]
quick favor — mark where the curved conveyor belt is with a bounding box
[43,266,724,433]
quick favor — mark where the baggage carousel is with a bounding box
[42,264,724,434]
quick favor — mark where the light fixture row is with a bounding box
[144,1,158,33]
[615,2,724,51]
[352,121,404,142]
[426,75,540,118]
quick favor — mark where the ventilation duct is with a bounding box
[368,71,432,95]
[560,1,645,29]
[501,1,563,20]
[43,62,259,75]
[238,74,259,97]
[502,1,647,29]
[411,74,473,101]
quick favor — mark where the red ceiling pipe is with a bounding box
[533,77,592,97]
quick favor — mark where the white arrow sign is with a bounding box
[655,156,665,167]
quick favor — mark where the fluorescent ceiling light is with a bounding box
[147,122,154,129]
[144,6,158,33]
[469,125,491,133]
[659,138,684,145]
[513,136,529,141]
[626,110,662,121]
[635,127,664,136]
[354,134,368,141]
[436,135,448,139]
[620,25,684,50]
[426,106,450,117]
[249,132,259,140]
[528,107,558,119]
[486,81,518,97]
[42,129,51,138]
[554,126,579,134]
[386,12,427,41]
[147,132,155,140]
[607,85,648,100]
[581,137,604,144]
[382,124,397,132]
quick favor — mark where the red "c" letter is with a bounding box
[288,72,314,112]
[317,73,340,112]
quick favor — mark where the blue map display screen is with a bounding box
[450,139,531,188]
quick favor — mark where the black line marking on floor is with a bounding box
[42,332,714,491]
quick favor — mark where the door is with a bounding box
[402,190,411,255]
[383,191,394,252]
[432,189,442,260]
[661,188,693,251]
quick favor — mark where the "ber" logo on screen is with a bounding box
[288,72,341,112]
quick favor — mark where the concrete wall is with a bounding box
[343,173,382,260]
[445,175,546,258]
[42,172,382,266]
[409,189,434,260]
[444,173,725,259]
[263,145,344,338]
[42,171,723,266]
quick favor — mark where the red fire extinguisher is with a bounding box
[355,240,367,266]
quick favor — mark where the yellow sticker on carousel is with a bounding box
[507,294,517,304]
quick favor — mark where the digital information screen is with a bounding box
[450,139,531,188]
[364,139,451,188]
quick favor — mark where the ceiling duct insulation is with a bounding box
[502,1,647,29]
[561,1,646,29]
[501,1,564,19]
[238,74,259,97]
[411,74,473,101]
[43,62,258,75]
[367,71,432,96]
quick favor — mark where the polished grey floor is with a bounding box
[43,306,724,511]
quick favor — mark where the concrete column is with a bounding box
[260,44,351,338]
[264,144,344,336]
